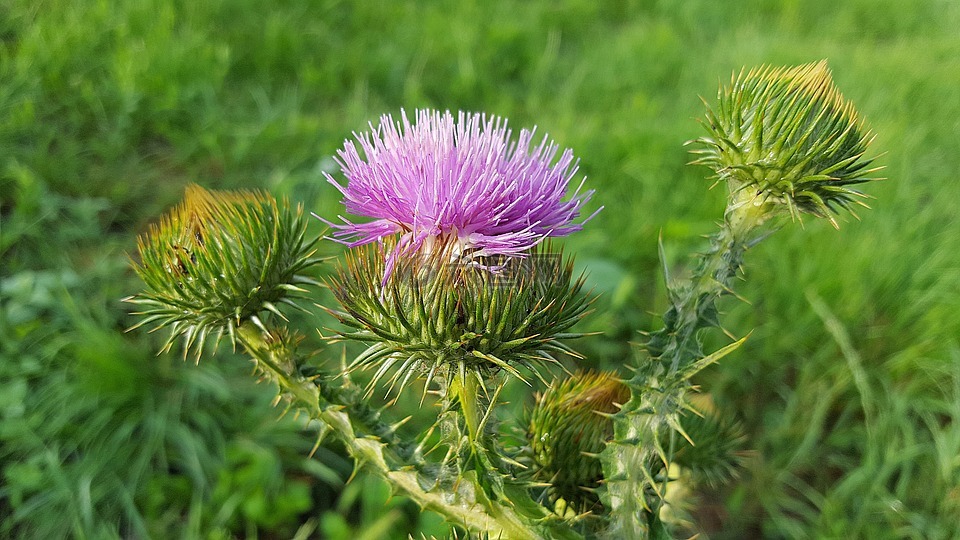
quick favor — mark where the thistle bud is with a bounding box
[671,410,745,489]
[693,60,880,225]
[330,241,589,395]
[128,184,321,357]
[527,371,630,513]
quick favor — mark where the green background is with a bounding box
[2,0,959,538]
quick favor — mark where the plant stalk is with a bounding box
[235,324,563,540]
[604,189,774,538]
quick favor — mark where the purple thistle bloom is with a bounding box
[323,109,598,278]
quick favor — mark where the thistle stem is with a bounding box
[441,369,505,505]
[235,324,563,540]
[604,189,773,539]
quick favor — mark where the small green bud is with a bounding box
[127,184,321,358]
[527,371,630,513]
[693,60,880,225]
[671,409,745,489]
[330,242,589,395]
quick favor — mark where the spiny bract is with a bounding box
[329,240,590,397]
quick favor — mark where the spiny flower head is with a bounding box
[527,371,630,513]
[127,184,321,358]
[670,410,746,489]
[323,109,596,278]
[328,239,590,397]
[692,60,881,226]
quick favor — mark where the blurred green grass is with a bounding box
[2,0,958,538]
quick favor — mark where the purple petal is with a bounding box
[321,109,598,278]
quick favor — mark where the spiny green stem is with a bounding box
[647,189,773,373]
[605,190,773,539]
[236,324,561,540]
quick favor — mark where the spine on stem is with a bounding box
[602,196,761,538]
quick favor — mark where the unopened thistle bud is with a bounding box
[693,60,880,225]
[527,371,630,513]
[671,410,745,489]
[330,241,589,395]
[127,184,321,357]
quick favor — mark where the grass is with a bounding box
[2,0,959,537]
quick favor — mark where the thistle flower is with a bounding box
[323,109,596,278]
[127,184,321,358]
[329,239,589,396]
[527,371,630,513]
[693,60,880,225]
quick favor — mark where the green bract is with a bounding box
[329,242,590,395]
[693,60,880,225]
[127,185,321,358]
[527,371,629,513]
